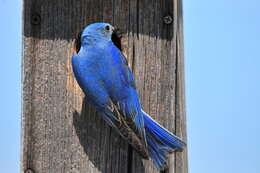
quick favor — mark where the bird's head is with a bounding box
[81,22,114,40]
[73,22,122,53]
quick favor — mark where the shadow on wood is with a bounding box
[24,0,174,41]
[73,97,145,173]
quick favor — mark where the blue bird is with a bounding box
[72,22,186,170]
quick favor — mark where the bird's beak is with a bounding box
[112,27,119,33]
[112,26,115,31]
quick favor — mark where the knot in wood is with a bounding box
[163,15,173,25]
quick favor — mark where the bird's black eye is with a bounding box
[105,25,110,31]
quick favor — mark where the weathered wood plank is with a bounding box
[22,0,188,173]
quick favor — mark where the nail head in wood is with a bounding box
[31,13,41,25]
[24,168,34,173]
[163,15,173,25]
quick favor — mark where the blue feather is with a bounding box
[142,110,186,169]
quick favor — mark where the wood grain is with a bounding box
[22,0,188,172]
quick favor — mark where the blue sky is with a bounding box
[0,0,21,172]
[0,0,259,172]
[184,0,260,172]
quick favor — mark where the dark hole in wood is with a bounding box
[74,29,122,53]
[75,31,82,53]
[111,28,122,51]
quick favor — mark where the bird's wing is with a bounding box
[119,52,136,89]
[108,45,147,145]
[105,100,149,159]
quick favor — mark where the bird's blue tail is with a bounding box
[142,110,186,170]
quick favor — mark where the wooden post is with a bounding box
[21,0,188,173]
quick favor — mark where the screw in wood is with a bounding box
[24,168,34,173]
[163,15,173,25]
[31,13,41,25]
